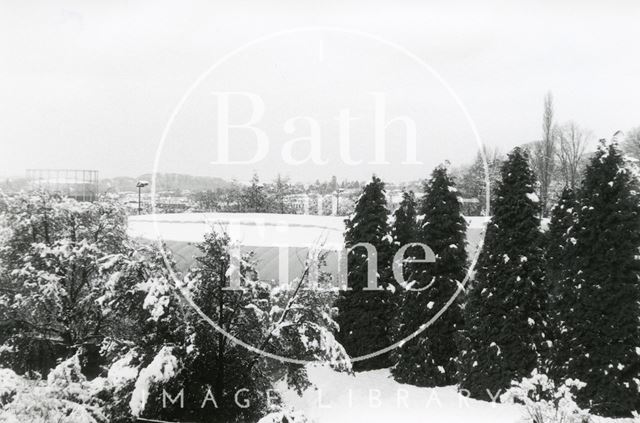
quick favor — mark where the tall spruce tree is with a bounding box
[388,191,420,299]
[544,187,579,377]
[391,166,468,386]
[391,191,419,248]
[271,173,293,214]
[457,147,548,399]
[242,173,268,212]
[387,190,419,352]
[335,175,395,371]
[545,187,578,284]
[552,140,640,417]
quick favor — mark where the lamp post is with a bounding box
[136,180,149,215]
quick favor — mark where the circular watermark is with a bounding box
[150,26,490,366]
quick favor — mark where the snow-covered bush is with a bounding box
[78,229,351,423]
[129,346,179,417]
[0,354,107,423]
[268,277,351,371]
[105,348,139,389]
[263,272,350,396]
[500,370,591,423]
[0,192,141,375]
[0,368,23,406]
[0,194,352,422]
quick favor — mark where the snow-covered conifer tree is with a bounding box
[457,147,548,399]
[552,139,640,417]
[392,166,467,386]
[335,175,396,371]
[390,191,419,250]
[544,187,578,377]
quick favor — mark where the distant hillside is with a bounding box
[101,173,232,193]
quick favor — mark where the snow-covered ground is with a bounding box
[128,213,347,280]
[277,366,520,422]
[128,213,489,251]
[128,213,490,280]
[128,213,346,250]
[277,366,635,423]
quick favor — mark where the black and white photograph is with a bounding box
[1,1,639,422]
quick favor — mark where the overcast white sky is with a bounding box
[1,0,639,183]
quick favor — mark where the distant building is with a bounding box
[118,191,195,215]
[26,169,99,202]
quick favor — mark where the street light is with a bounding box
[136,180,149,215]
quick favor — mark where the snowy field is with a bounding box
[276,366,635,423]
[128,213,489,251]
[128,213,347,249]
[128,213,490,280]
[128,213,347,280]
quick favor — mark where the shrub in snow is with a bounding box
[0,354,107,423]
[112,230,350,423]
[0,368,23,406]
[269,280,351,371]
[129,346,179,417]
[46,352,85,387]
[0,192,167,376]
[0,193,353,422]
[106,349,139,389]
[500,371,591,423]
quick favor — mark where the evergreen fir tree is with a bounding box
[545,187,578,284]
[390,191,419,249]
[387,190,419,350]
[335,175,396,371]
[181,231,269,420]
[391,166,467,386]
[457,147,548,399]
[271,173,293,214]
[388,191,420,289]
[544,187,579,378]
[242,173,268,212]
[391,191,424,304]
[552,140,640,417]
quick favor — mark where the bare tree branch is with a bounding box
[556,121,590,190]
[621,126,640,159]
[532,91,557,216]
